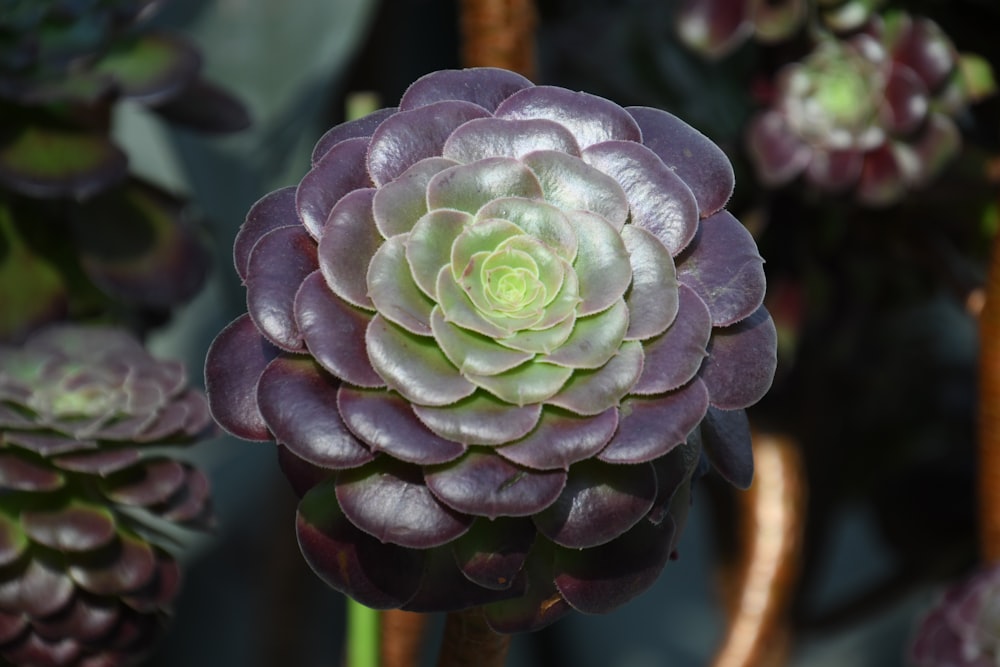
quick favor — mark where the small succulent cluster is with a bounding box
[0,324,213,665]
[746,12,974,206]
[676,0,884,59]
[0,0,249,343]
[206,67,776,631]
[910,564,1000,667]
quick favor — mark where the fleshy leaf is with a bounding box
[0,513,28,568]
[430,307,533,376]
[294,271,383,388]
[475,196,578,262]
[442,117,580,163]
[468,360,573,406]
[338,385,466,465]
[0,451,63,491]
[631,285,710,395]
[318,188,381,310]
[204,314,280,441]
[483,540,572,633]
[542,299,628,369]
[22,503,117,552]
[522,150,629,228]
[296,137,371,238]
[336,459,472,548]
[367,100,491,186]
[567,210,631,316]
[0,555,74,617]
[533,459,656,549]
[547,340,644,415]
[498,406,618,470]
[426,157,545,215]
[373,157,459,239]
[150,77,252,133]
[246,225,317,351]
[746,111,811,187]
[312,107,397,164]
[366,315,475,406]
[583,141,699,255]
[426,449,567,519]
[367,234,434,334]
[700,305,777,409]
[407,209,475,298]
[257,355,374,469]
[675,210,765,327]
[68,533,157,595]
[495,86,642,148]
[452,517,535,590]
[100,458,186,507]
[234,186,299,283]
[91,31,199,105]
[413,392,542,445]
[399,68,534,112]
[598,379,710,464]
[401,545,525,612]
[297,479,423,609]
[676,0,752,59]
[700,406,754,489]
[621,224,678,340]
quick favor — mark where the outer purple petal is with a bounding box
[700,406,753,489]
[675,0,752,59]
[0,556,74,617]
[628,106,735,218]
[599,379,709,464]
[856,143,908,206]
[22,505,116,552]
[399,68,534,112]
[367,101,492,186]
[443,117,581,162]
[402,545,525,612]
[426,449,567,519]
[257,355,374,470]
[336,460,472,548]
[245,226,318,352]
[234,186,299,282]
[318,188,380,310]
[338,386,466,465]
[880,64,929,136]
[413,393,542,446]
[483,541,573,633]
[297,479,423,609]
[296,137,372,238]
[631,284,711,395]
[294,271,383,388]
[533,459,656,549]
[675,210,766,327]
[496,86,642,149]
[373,157,460,239]
[204,314,279,441]
[498,407,618,470]
[582,141,699,255]
[452,518,535,591]
[621,224,678,341]
[804,149,863,192]
[745,110,811,187]
[311,107,397,164]
[700,305,777,410]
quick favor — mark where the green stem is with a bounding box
[346,599,380,667]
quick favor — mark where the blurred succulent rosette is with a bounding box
[205,67,776,631]
[0,0,249,344]
[910,564,1000,667]
[745,11,976,206]
[0,324,213,664]
[676,0,884,59]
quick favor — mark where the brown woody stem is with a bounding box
[380,610,429,667]
[436,607,511,667]
[458,0,538,79]
[711,431,806,667]
[980,229,1000,562]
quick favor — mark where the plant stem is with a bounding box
[980,228,1000,562]
[436,607,510,667]
[380,610,429,667]
[346,599,379,667]
[458,0,537,79]
[711,431,806,667]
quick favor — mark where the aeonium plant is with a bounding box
[205,67,777,632]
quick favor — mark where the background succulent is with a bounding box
[205,67,776,631]
[0,324,213,665]
[745,11,973,206]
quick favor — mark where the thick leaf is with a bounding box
[0,512,28,568]
[482,540,572,633]
[425,449,567,519]
[92,31,199,106]
[413,391,542,446]
[700,305,777,409]
[399,68,534,113]
[452,517,535,590]
[402,544,525,612]
[150,76,251,133]
[495,86,642,148]
[68,533,157,596]
[297,479,423,609]
[426,157,544,215]
[522,150,629,228]
[745,111,811,187]
[34,593,118,643]
[0,120,126,199]
[53,448,142,477]
[498,406,618,470]
[296,137,371,238]
[566,209,631,316]
[430,307,533,377]
[0,555,74,617]
[312,107,397,164]
[542,300,628,369]
[700,406,754,489]
[100,458,186,507]
[467,360,573,406]
[598,379,710,464]
[632,284,711,394]
[367,234,434,335]
[583,141,699,255]
[257,355,374,470]
[204,313,280,441]
[0,451,63,492]
[675,0,752,59]
[533,459,656,548]
[234,186,299,283]
[547,340,644,415]
[476,196,578,262]
[881,64,929,136]
[22,502,117,552]
[621,224,678,341]
[372,157,459,239]
[72,180,210,308]
[338,386,466,465]
[442,117,580,163]
[245,225,317,351]
[318,188,380,310]
[336,459,472,549]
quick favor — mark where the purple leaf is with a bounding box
[675,0,752,59]
[336,459,472,548]
[452,517,535,590]
[34,593,118,643]
[318,188,380,310]
[312,107,397,164]
[257,355,374,470]
[700,406,753,489]
[204,314,280,442]
[0,555,74,617]
[100,458,187,507]
[425,449,567,519]
[0,453,63,491]
[632,284,711,395]
[443,117,580,162]
[403,545,525,612]
[399,68,534,113]
[880,64,929,136]
[495,86,642,148]
[413,393,542,446]
[22,504,117,552]
[483,540,572,633]
[296,137,371,238]
[804,149,863,192]
[533,459,656,548]
[234,186,299,283]
[700,305,778,409]
[68,534,157,596]
[498,407,618,470]
[745,110,811,187]
[621,224,678,341]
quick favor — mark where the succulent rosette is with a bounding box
[746,12,966,206]
[206,67,776,631]
[0,324,213,665]
[910,565,1000,667]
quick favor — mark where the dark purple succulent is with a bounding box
[745,11,967,206]
[0,324,213,665]
[910,565,1000,667]
[205,67,776,631]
